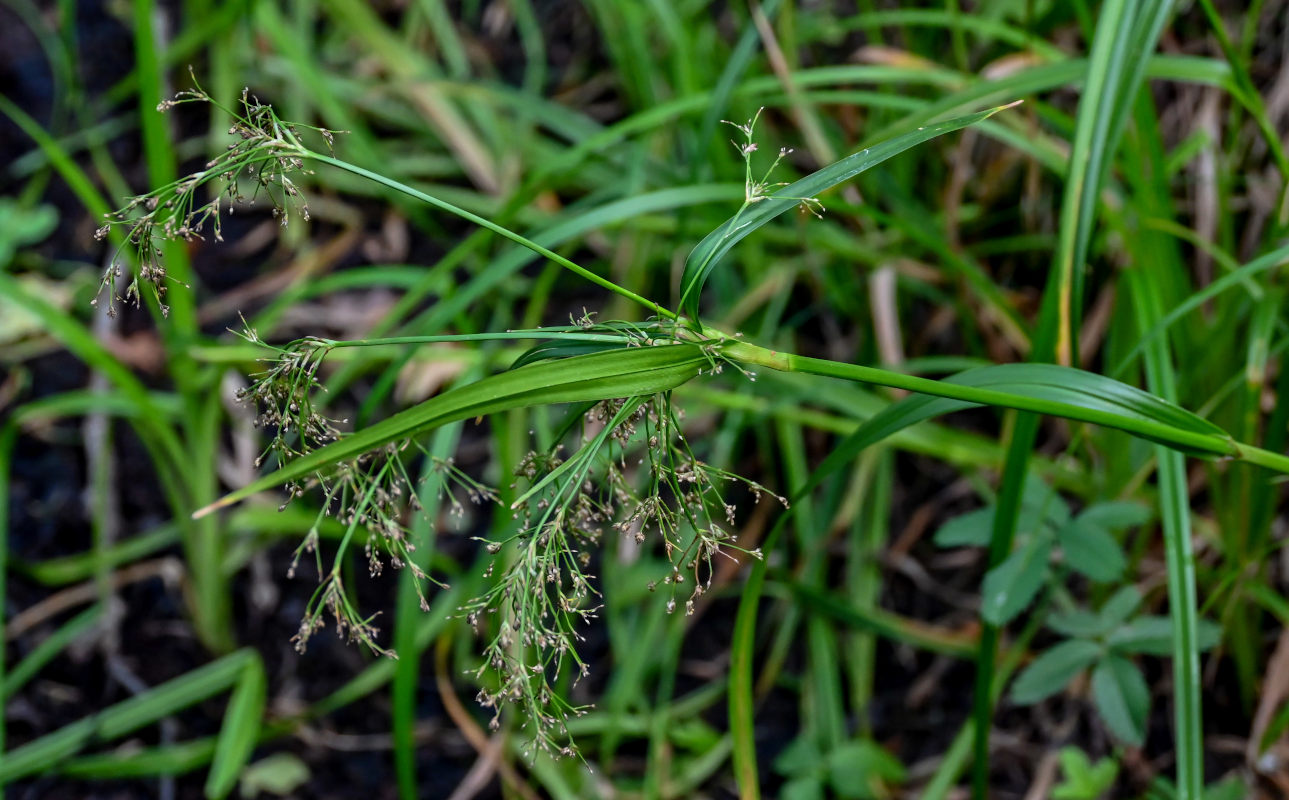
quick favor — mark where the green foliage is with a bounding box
[0,199,57,268]
[237,754,311,798]
[1143,776,1249,800]
[935,477,1149,625]
[5,2,1289,798]
[774,736,906,800]
[1011,587,1221,746]
[1053,747,1119,800]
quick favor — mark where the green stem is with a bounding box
[303,151,679,322]
[722,341,1289,472]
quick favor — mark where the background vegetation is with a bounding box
[3,1,1289,798]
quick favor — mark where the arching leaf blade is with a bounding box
[943,363,1229,441]
[679,102,1020,322]
[194,344,708,518]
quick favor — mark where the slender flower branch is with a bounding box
[304,152,680,323]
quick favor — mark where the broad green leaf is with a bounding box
[238,753,311,798]
[195,344,707,516]
[1045,588,1141,640]
[0,199,57,267]
[934,508,996,548]
[0,274,76,346]
[1022,475,1071,526]
[1058,518,1126,582]
[1091,655,1150,745]
[1097,586,1144,628]
[679,103,1018,323]
[826,740,906,800]
[1078,501,1154,530]
[205,656,267,799]
[1202,778,1252,800]
[1011,640,1104,705]
[981,535,1052,626]
[1053,746,1119,799]
[782,777,826,800]
[774,735,824,777]
[1048,610,1110,639]
[1107,617,1222,656]
[669,718,722,751]
[935,499,1053,549]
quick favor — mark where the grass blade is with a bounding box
[722,342,1286,467]
[679,102,1020,323]
[194,344,708,517]
[0,650,259,784]
[204,655,268,799]
[972,1,1173,793]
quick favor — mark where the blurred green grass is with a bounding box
[3,1,1289,798]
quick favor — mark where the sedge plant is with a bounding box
[8,5,1289,800]
[84,77,1289,771]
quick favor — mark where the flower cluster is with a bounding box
[232,327,470,654]
[462,390,781,758]
[234,332,342,474]
[92,86,797,761]
[286,452,489,658]
[92,74,337,317]
[293,572,394,658]
[724,107,823,218]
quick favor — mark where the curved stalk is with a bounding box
[721,340,1289,474]
[304,152,679,323]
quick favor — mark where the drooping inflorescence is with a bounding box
[99,84,788,760]
[93,72,339,317]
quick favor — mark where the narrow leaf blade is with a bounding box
[204,656,268,799]
[195,344,707,517]
[680,102,1020,322]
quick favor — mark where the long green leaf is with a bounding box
[679,102,1018,323]
[722,342,1283,466]
[195,344,707,517]
[0,606,102,702]
[0,650,258,784]
[1119,67,1217,796]
[204,655,267,799]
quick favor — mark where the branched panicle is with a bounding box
[106,76,791,762]
[467,380,782,758]
[233,325,471,655]
[292,573,395,659]
[234,316,776,759]
[93,72,341,317]
[723,107,823,218]
[235,330,343,472]
[286,449,494,658]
